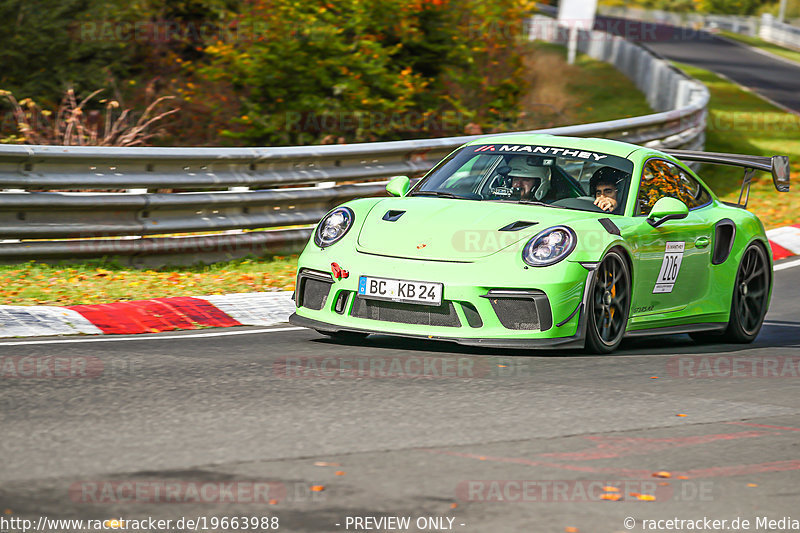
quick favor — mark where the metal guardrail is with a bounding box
[599,6,759,36]
[759,14,800,51]
[0,17,709,267]
[598,5,800,50]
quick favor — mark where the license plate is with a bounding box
[358,276,443,306]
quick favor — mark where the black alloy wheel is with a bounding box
[586,250,631,354]
[691,243,770,344]
[726,244,770,342]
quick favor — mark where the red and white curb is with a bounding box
[767,224,800,261]
[0,223,797,339]
[0,292,295,339]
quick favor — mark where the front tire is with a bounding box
[719,243,770,343]
[585,250,631,354]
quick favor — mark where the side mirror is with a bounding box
[386,175,410,197]
[647,197,689,228]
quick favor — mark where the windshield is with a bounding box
[411,143,635,214]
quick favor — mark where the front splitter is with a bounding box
[289,313,586,350]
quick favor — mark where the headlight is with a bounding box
[314,207,355,248]
[522,226,576,267]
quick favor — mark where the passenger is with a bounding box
[590,166,626,213]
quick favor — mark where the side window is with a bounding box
[636,159,711,216]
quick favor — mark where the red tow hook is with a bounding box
[331,262,349,280]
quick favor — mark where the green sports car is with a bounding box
[289,134,790,353]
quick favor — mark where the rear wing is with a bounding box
[663,149,790,208]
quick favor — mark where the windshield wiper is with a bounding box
[517,200,567,209]
[411,191,465,199]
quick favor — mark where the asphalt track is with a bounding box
[596,16,800,113]
[4,21,800,533]
[0,258,799,532]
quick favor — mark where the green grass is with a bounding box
[0,256,298,306]
[517,42,654,129]
[569,51,655,124]
[673,62,800,229]
[720,31,800,65]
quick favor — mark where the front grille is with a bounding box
[485,289,552,331]
[351,298,461,327]
[298,276,332,311]
[490,298,541,330]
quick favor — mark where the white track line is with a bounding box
[775,258,800,271]
[0,326,305,347]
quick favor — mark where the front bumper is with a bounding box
[291,249,593,348]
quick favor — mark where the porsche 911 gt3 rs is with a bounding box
[289,134,790,353]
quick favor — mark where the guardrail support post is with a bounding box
[567,25,578,64]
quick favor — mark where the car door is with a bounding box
[629,158,714,318]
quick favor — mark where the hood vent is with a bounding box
[499,220,538,232]
[382,210,405,222]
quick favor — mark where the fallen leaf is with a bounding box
[650,376,658,379]
[659,482,670,486]
[310,485,325,492]
[601,486,619,492]
[4,509,12,515]
[450,503,458,509]
[747,483,758,487]
[565,528,579,533]
[636,494,656,501]
[652,471,672,478]
[677,476,689,480]
[269,499,278,505]
[629,492,641,498]
[600,493,622,501]
[335,471,345,476]
[478,456,487,461]
[677,414,688,417]
[313,461,341,467]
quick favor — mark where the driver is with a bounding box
[590,166,626,213]
[507,156,553,202]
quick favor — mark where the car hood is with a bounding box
[356,197,593,260]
